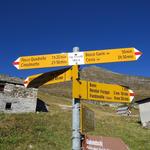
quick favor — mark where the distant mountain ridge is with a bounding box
[1,66,150,101]
[80,66,150,101]
[39,66,150,102]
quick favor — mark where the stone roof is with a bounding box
[0,74,23,85]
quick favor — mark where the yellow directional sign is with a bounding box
[24,67,73,88]
[84,47,142,64]
[13,53,69,70]
[13,47,142,69]
[73,80,134,103]
[80,104,95,133]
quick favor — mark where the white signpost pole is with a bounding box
[72,47,81,150]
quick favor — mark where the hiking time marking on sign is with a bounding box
[13,53,68,70]
[73,80,134,103]
[84,47,142,65]
[24,67,73,88]
[13,48,142,70]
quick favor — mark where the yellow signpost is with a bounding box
[13,53,68,69]
[80,104,95,133]
[13,46,141,150]
[84,47,142,64]
[13,47,142,69]
[24,67,73,88]
[73,80,134,103]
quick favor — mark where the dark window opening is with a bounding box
[0,84,5,91]
[5,103,12,110]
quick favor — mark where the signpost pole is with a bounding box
[72,47,81,150]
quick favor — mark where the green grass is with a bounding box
[91,116,150,150]
[0,110,71,150]
[0,93,150,150]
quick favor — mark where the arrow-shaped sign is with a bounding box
[73,80,134,103]
[13,47,142,70]
[24,67,73,88]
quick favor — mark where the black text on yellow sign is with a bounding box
[73,80,134,103]
[13,53,69,70]
[13,47,142,70]
[24,67,73,88]
[84,47,142,64]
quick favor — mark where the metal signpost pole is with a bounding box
[72,47,81,150]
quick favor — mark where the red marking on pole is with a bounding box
[135,52,142,55]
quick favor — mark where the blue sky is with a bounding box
[0,0,149,78]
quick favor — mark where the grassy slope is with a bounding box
[0,92,150,150]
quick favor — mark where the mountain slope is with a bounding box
[1,67,150,150]
[39,66,150,102]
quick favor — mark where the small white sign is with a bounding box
[68,52,84,65]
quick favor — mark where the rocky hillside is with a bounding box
[39,66,150,102]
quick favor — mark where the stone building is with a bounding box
[0,75,38,113]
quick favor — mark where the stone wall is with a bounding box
[0,83,38,113]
